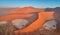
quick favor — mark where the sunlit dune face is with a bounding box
[17,7,39,13]
[0,13,35,21]
[12,19,29,29]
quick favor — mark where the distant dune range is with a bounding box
[0,7,44,21]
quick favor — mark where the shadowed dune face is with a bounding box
[53,7,60,31]
[54,12,60,31]
[0,8,18,16]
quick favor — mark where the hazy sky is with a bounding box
[0,0,60,8]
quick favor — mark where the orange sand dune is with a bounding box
[15,7,43,13]
[0,7,54,34]
[0,13,34,21]
[16,12,54,33]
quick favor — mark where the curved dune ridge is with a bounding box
[0,7,55,35]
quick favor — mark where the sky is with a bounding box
[0,0,60,8]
